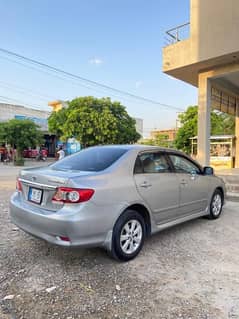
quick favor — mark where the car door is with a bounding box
[133,151,180,224]
[168,153,209,216]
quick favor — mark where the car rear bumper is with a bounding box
[10,192,115,250]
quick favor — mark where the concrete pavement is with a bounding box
[0,159,54,189]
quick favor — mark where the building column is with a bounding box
[197,73,211,166]
[235,101,239,168]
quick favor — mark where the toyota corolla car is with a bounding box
[10,145,225,261]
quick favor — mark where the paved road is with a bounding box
[0,165,239,319]
[0,160,53,188]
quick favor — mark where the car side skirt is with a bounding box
[152,209,210,234]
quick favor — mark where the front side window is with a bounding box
[169,154,201,174]
[134,152,170,174]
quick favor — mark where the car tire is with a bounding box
[208,189,223,220]
[110,209,146,262]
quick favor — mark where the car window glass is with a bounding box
[136,152,170,174]
[134,156,143,174]
[169,154,200,174]
[51,147,128,172]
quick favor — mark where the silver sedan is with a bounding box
[10,145,225,261]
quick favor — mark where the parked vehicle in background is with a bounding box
[23,149,38,158]
[23,148,48,159]
[10,145,225,261]
[36,150,47,161]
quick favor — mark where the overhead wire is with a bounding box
[0,53,171,109]
[0,47,185,112]
[0,80,53,102]
[0,95,50,111]
[0,54,140,105]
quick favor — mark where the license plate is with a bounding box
[28,187,43,204]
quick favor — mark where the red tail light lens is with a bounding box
[52,187,94,204]
[58,236,70,242]
[16,178,22,192]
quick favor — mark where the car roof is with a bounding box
[89,144,179,154]
[88,144,187,155]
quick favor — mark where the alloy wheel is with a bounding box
[212,193,222,216]
[120,219,143,255]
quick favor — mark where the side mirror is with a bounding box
[203,166,214,175]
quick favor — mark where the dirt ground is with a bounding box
[1,163,239,319]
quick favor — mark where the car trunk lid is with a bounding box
[18,166,96,211]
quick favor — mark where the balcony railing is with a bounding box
[165,22,190,46]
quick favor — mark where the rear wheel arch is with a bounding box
[111,208,146,261]
[123,204,151,237]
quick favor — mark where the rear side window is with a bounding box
[134,152,171,174]
[51,147,128,172]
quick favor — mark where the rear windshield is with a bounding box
[51,147,128,172]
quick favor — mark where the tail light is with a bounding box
[52,187,94,204]
[56,236,70,242]
[16,178,22,192]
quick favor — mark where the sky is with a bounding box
[0,0,197,137]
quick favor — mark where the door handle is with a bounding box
[139,181,152,188]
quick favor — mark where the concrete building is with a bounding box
[0,103,56,156]
[163,0,239,168]
[150,128,176,142]
[0,103,50,130]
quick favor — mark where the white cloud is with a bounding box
[135,81,143,89]
[89,57,104,65]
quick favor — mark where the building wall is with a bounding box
[163,0,239,86]
[150,129,176,141]
[191,0,239,62]
[0,103,50,131]
[163,0,239,167]
[0,103,58,156]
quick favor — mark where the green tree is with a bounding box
[48,107,68,138]
[48,96,141,147]
[154,134,173,148]
[0,119,43,162]
[174,105,235,153]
